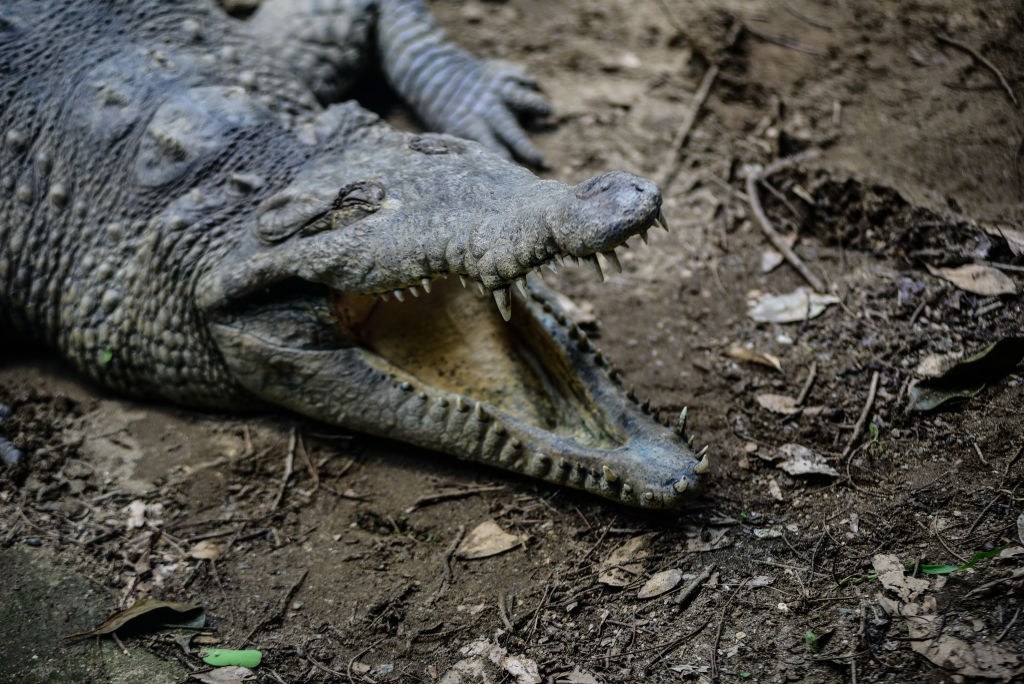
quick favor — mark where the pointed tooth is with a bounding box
[545,262,559,274]
[459,275,468,288]
[675,406,688,436]
[674,477,690,494]
[393,289,405,302]
[421,278,431,293]
[640,229,649,244]
[585,255,603,281]
[476,282,486,295]
[492,287,512,321]
[571,256,579,267]
[409,286,419,297]
[456,397,470,412]
[642,491,654,502]
[515,278,529,297]
[474,402,488,421]
[601,465,619,483]
[603,250,622,273]
[694,445,710,474]
[379,292,390,302]
[656,208,669,231]
[556,254,567,267]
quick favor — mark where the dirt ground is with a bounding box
[2,0,1023,682]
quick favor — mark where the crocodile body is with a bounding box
[0,0,706,508]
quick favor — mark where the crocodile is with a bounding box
[0,0,707,508]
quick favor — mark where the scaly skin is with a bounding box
[0,0,708,507]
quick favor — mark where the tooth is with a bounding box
[556,255,567,267]
[476,282,486,295]
[409,286,419,297]
[492,287,512,321]
[694,445,710,474]
[602,250,622,273]
[515,278,529,297]
[674,477,689,494]
[421,278,431,293]
[585,255,603,281]
[571,255,580,267]
[459,275,468,288]
[656,209,669,231]
[676,406,688,436]
[640,229,649,244]
[545,262,559,274]
[602,465,619,483]
[621,483,632,495]
[474,402,488,421]
[642,491,654,502]
[393,289,405,302]
[379,293,390,302]
[456,397,469,412]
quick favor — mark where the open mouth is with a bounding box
[204,171,706,508]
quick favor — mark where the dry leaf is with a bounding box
[66,599,205,639]
[192,667,254,684]
[559,669,600,684]
[457,520,523,560]
[775,443,839,479]
[189,540,221,561]
[683,528,731,553]
[878,596,1023,679]
[598,533,656,586]
[747,288,840,323]
[1017,514,1024,546]
[767,478,784,501]
[925,263,1016,296]
[872,554,929,602]
[982,223,1024,256]
[756,394,799,414]
[500,655,541,684]
[637,569,683,599]
[725,345,783,372]
[746,575,775,589]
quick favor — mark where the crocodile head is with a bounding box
[199,112,707,508]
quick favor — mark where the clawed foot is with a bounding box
[0,404,23,465]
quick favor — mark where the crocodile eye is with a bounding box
[333,180,386,210]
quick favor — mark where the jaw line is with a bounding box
[206,272,705,509]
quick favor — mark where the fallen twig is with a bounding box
[674,563,716,607]
[242,569,309,646]
[744,23,824,55]
[405,485,505,513]
[795,362,818,406]
[710,577,751,681]
[935,33,1018,107]
[746,172,827,292]
[431,524,466,604]
[841,371,880,459]
[270,428,296,511]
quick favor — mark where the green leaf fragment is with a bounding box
[805,630,819,652]
[915,547,1004,575]
[99,348,114,364]
[202,649,263,668]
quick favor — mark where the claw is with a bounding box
[493,287,512,321]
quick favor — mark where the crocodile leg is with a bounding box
[0,404,23,466]
[240,0,551,165]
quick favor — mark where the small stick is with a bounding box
[674,563,716,607]
[710,577,750,680]
[935,33,1018,107]
[997,607,1020,642]
[658,63,720,189]
[743,23,824,55]
[795,362,818,406]
[784,3,834,31]
[431,524,466,604]
[841,372,880,459]
[405,485,504,513]
[270,428,296,511]
[242,569,309,646]
[746,174,827,292]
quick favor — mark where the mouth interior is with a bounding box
[330,279,622,448]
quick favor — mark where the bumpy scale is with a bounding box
[0,0,708,508]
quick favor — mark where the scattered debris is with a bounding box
[66,600,205,640]
[774,443,839,479]
[747,288,841,323]
[456,520,524,560]
[189,540,222,561]
[637,568,683,599]
[598,533,656,587]
[908,337,1024,411]
[724,345,782,372]
[925,263,1017,296]
[440,641,540,684]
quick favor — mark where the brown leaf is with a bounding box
[598,533,656,587]
[725,345,783,372]
[66,599,205,639]
[872,554,929,602]
[756,393,799,414]
[637,569,683,599]
[925,263,1016,296]
[775,444,839,479]
[189,540,221,561]
[457,520,524,560]
[982,223,1024,256]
